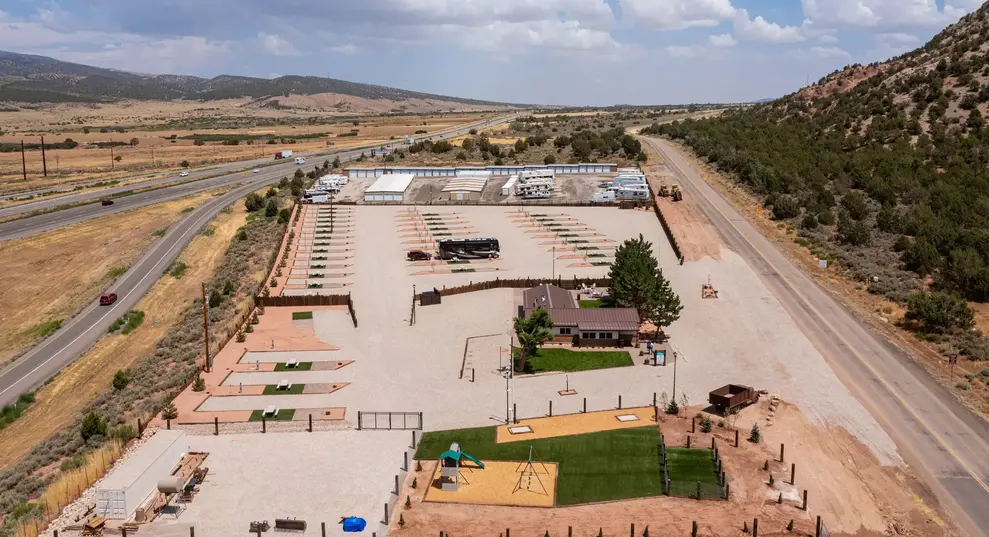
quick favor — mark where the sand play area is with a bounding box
[496,407,656,443]
[424,460,559,508]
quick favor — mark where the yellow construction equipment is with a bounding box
[658,184,670,197]
[671,184,683,202]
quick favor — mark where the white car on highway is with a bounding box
[179,171,189,177]
[252,169,261,174]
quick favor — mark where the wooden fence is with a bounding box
[421,277,612,300]
[256,293,351,307]
[651,199,685,265]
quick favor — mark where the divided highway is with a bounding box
[0,113,516,406]
[642,136,989,537]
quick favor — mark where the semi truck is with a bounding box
[274,150,294,160]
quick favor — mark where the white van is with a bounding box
[592,191,616,203]
[295,157,306,165]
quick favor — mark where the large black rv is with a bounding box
[437,238,501,260]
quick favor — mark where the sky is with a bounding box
[0,0,985,105]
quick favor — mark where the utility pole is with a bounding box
[110,145,115,169]
[20,140,27,181]
[552,246,555,279]
[40,136,48,177]
[201,283,211,373]
[151,146,155,168]
[671,350,678,402]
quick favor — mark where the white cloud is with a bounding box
[439,19,625,56]
[816,33,839,43]
[733,8,805,43]
[800,0,980,32]
[621,0,736,30]
[258,32,300,56]
[709,33,736,47]
[878,32,920,44]
[666,45,708,58]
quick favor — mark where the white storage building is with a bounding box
[364,173,415,202]
[501,175,519,196]
[95,430,189,520]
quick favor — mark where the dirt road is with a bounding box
[641,136,989,537]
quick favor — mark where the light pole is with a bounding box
[552,246,555,279]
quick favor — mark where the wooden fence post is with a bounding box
[395,475,399,495]
[711,437,715,450]
[752,518,758,537]
[686,436,691,448]
[322,522,327,537]
[190,527,195,537]
[779,443,785,462]
[815,516,822,537]
[358,411,362,430]
[513,403,517,424]
[412,430,417,449]
[384,503,389,523]
[735,429,739,447]
[404,452,409,471]
[691,417,695,433]
[549,400,553,417]
[790,463,795,485]
[568,526,572,537]
[691,521,697,537]
[630,522,634,537]
[214,417,218,435]
[802,489,808,510]
[653,392,657,407]
[583,397,587,413]
[618,395,622,409]
[262,416,266,434]
[309,413,313,432]
[166,418,171,430]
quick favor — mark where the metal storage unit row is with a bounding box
[345,163,617,178]
[95,431,188,520]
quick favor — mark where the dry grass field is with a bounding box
[0,189,227,366]
[0,108,498,195]
[0,195,249,469]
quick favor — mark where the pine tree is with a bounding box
[608,234,683,328]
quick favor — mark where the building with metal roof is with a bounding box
[522,285,639,347]
[345,163,617,179]
[363,173,415,202]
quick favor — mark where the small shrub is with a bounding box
[955,381,971,390]
[270,277,278,288]
[743,521,749,533]
[80,412,107,441]
[777,492,783,504]
[109,424,136,442]
[398,514,405,527]
[236,331,246,342]
[162,401,179,421]
[60,453,86,471]
[405,495,411,509]
[236,228,248,241]
[416,461,422,471]
[245,323,254,333]
[664,399,679,415]
[411,477,417,489]
[769,474,775,486]
[192,376,206,392]
[112,370,130,390]
[749,423,761,443]
[763,460,769,471]
[700,416,712,433]
[251,313,260,325]
[787,520,794,532]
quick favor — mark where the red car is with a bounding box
[407,250,431,261]
[101,199,114,206]
[99,293,117,306]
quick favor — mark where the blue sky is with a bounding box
[0,0,983,105]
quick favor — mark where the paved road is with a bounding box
[0,113,516,406]
[643,136,989,537]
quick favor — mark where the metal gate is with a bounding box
[357,411,422,430]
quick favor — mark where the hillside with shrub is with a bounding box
[644,5,989,364]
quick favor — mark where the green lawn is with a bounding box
[513,347,633,374]
[274,362,313,371]
[665,448,723,499]
[579,299,607,308]
[416,426,662,505]
[292,311,313,320]
[262,384,306,394]
[249,409,296,421]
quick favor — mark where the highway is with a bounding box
[0,113,516,406]
[642,136,989,537]
[0,113,512,227]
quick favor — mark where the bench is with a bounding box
[277,379,290,391]
[263,406,279,418]
[274,518,307,531]
[286,358,299,368]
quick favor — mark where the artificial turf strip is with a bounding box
[415,426,663,505]
[578,299,605,308]
[513,347,633,374]
[665,448,720,484]
[273,362,313,371]
[249,409,296,421]
[262,384,306,394]
[292,311,313,320]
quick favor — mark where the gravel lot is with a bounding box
[304,205,898,463]
[139,431,409,537]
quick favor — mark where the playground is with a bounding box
[415,424,662,506]
[423,446,559,508]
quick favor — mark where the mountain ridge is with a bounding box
[0,50,514,107]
